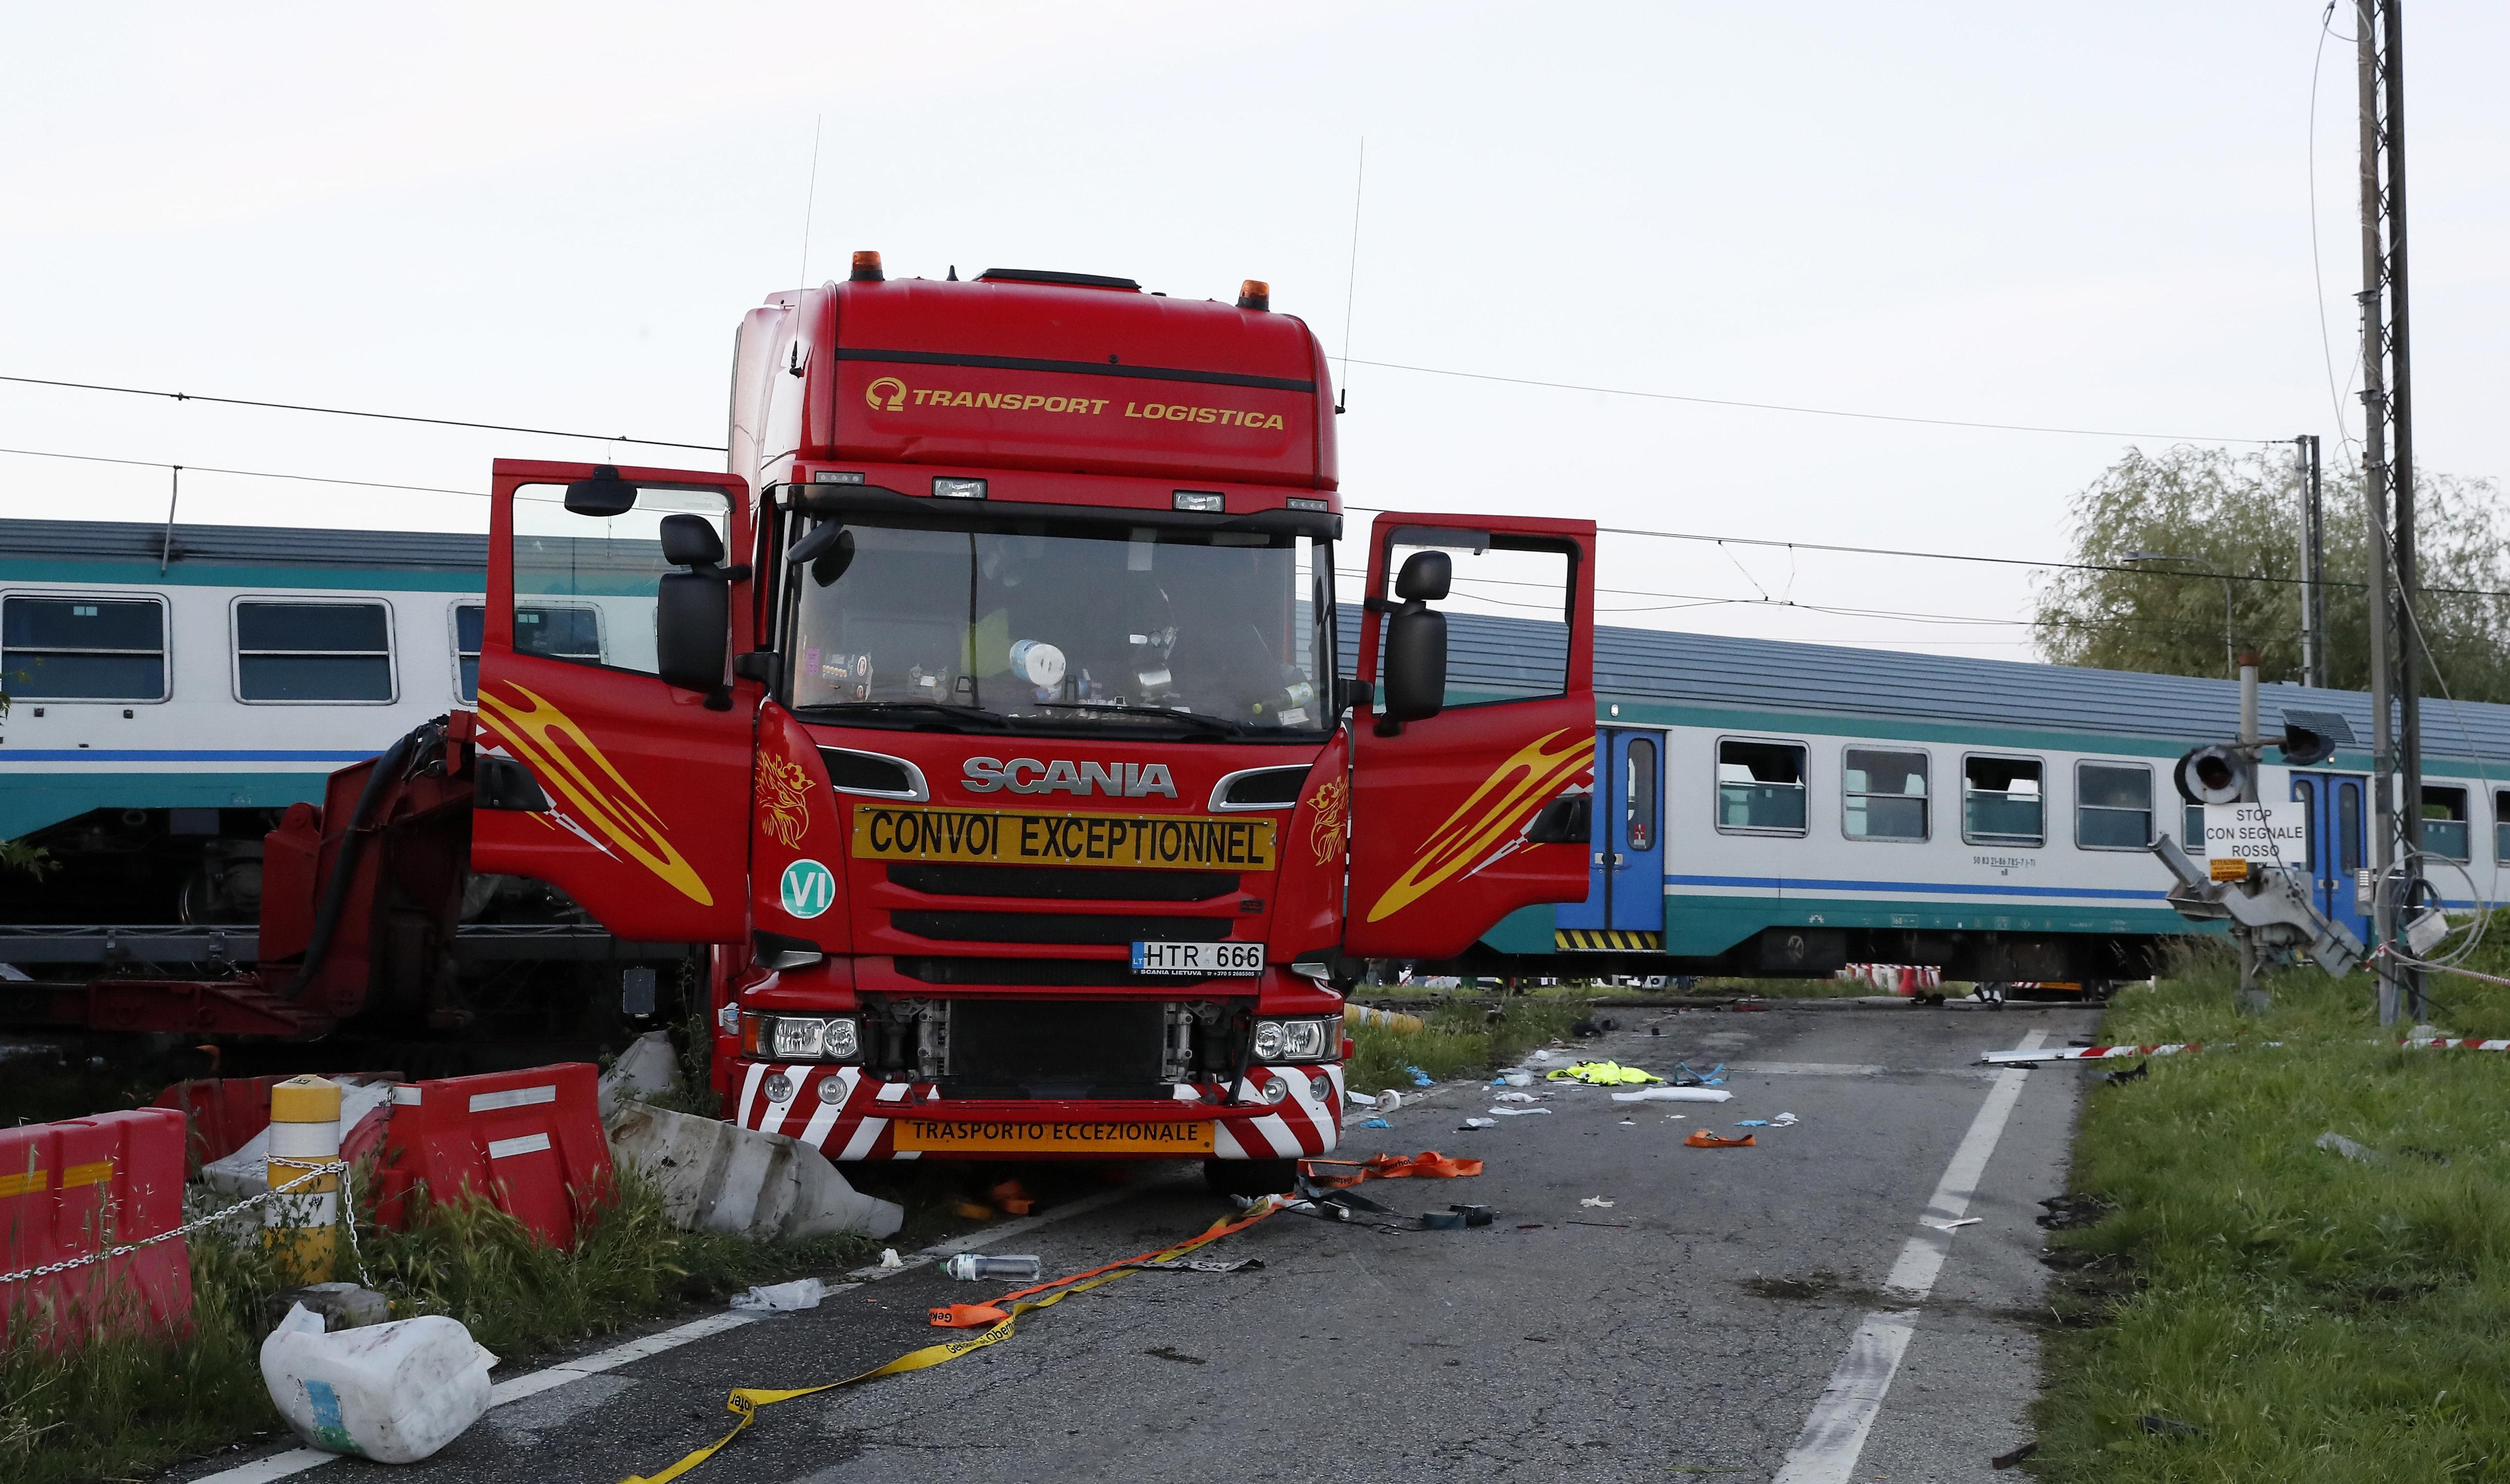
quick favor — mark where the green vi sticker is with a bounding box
[779,858,836,919]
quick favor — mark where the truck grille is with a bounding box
[892,911,1233,946]
[945,999,1168,1097]
[886,864,1237,902]
[896,957,1191,987]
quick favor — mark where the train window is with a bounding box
[2496,790,2510,862]
[453,603,603,701]
[1716,738,1806,835]
[1962,756,2043,847]
[0,595,167,701]
[233,600,395,703]
[2421,785,2470,862]
[2183,803,2206,855]
[1623,736,1658,852]
[1842,748,1928,841]
[2075,762,2153,849]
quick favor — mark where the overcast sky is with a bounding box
[4,2,2504,661]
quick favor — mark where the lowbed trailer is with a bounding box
[35,257,1601,1190]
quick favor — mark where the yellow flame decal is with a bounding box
[1364,728,1593,923]
[476,682,714,906]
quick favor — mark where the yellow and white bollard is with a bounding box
[1343,1002,1426,1034]
[265,1074,341,1282]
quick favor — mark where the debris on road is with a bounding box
[1675,1061,1727,1086]
[878,1249,904,1269]
[2316,1131,2377,1163]
[1487,1106,1551,1117]
[945,1254,1044,1282]
[730,1277,826,1312]
[261,1302,496,1464]
[1684,1131,1755,1149]
[1493,1069,1536,1086]
[607,1101,905,1240]
[1460,1117,1496,1129]
[1548,1060,1666,1086]
[1608,1086,1732,1103]
[1920,1217,1982,1231]
[1990,1440,2039,1469]
[1359,1117,1391,1129]
[1492,1090,1540,1102]
[1405,1065,1435,1086]
[1580,1196,1615,1208]
[1771,1111,1800,1127]
[2105,1060,2150,1084]
[1735,1119,1769,1127]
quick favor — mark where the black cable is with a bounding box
[0,373,725,452]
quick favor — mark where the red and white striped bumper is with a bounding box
[729,1060,1343,1161]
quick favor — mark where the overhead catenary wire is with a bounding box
[0,374,725,452]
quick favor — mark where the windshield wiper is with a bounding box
[1029,701,1246,737]
[792,701,1013,731]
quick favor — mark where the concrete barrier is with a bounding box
[606,1102,902,1241]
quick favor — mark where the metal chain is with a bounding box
[0,1159,352,1287]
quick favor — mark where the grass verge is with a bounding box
[2030,939,2510,1480]
[0,1168,877,1484]
[1342,993,1603,1094]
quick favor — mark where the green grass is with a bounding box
[0,1169,877,1484]
[2031,937,2510,1481]
[1342,993,1602,1095]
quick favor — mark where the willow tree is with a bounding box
[2030,446,2510,704]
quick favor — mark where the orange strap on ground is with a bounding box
[929,1200,1283,1328]
[1684,1130,1755,1148]
[1297,1150,1484,1188]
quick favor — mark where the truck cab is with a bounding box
[469,257,1598,1187]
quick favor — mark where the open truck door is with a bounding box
[1344,512,1598,959]
[469,459,758,942]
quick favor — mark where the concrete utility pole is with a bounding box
[2358,0,2424,1024]
[2296,435,2325,690]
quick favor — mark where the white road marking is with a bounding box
[190,1178,1159,1481]
[1771,1029,2046,1484]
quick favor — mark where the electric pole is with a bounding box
[2295,435,2325,690]
[2359,0,2424,1024]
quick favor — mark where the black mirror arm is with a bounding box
[685,562,750,582]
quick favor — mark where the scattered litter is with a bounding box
[730,1277,826,1312]
[1405,1065,1435,1087]
[2316,1131,2377,1163]
[943,1254,1043,1282]
[1515,1222,1545,1229]
[1735,1120,1769,1128]
[989,1179,1035,1215]
[1358,1118,1391,1129]
[1529,1050,1554,1063]
[1609,1087,1732,1103]
[1618,1120,1636,1127]
[1920,1217,1982,1232]
[1580,1196,1616,1209]
[1488,1106,1551,1117]
[2105,1060,2149,1084]
[931,1302,1011,1327]
[1990,1440,2039,1469]
[878,1249,904,1269]
[261,1303,495,1463]
[1684,1131,1755,1149]
[1491,1090,1539,1103]
[2139,1415,2206,1439]
[1771,1112,1799,1127]
[1664,1114,1688,1122]
[1144,1344,1207,1365]
[1450,1204,1495,1227]
[1548,1060,1665,1086]
[1345,1089,1379,1108]
[1675,1061,1727,1086]
[1460,1118,1496,1130]
[1566,1219,1630,1229]
[1493,1070,1535,1086]
[1375,1090,1404,1114]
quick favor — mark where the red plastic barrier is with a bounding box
[153,1072,403,1175]
[372,1063,611,1249]
[0,1107,191,1349]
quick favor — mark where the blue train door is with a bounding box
[2291,771,2370,943]
[1555,728,1665,949]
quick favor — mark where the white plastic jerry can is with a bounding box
[260,1303,499,1463]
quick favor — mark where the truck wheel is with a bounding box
[1203,1158,1298,1197]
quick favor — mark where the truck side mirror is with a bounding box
[656,513,732,697]
[1380,607,1447,725]
[564,465,638,517]
[1525,793,1591,845]
[785,520,856,587]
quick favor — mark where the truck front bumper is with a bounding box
[729,1060,1344,1162]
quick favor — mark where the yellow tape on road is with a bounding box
[621,1199,1282,1484]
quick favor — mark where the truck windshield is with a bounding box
[783,511,1333,738]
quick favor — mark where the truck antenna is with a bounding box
[793,114,823,377]
[1336,138,1365,416]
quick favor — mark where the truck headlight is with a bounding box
[742,1013,862,1062]
[1251,1017,1340,1064]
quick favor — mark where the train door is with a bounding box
[2291,771,2370,943]
[1553,727,1665,948]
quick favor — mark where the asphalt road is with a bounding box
[173,999,2102,1484]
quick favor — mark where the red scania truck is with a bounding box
[68,257,1600,1191]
